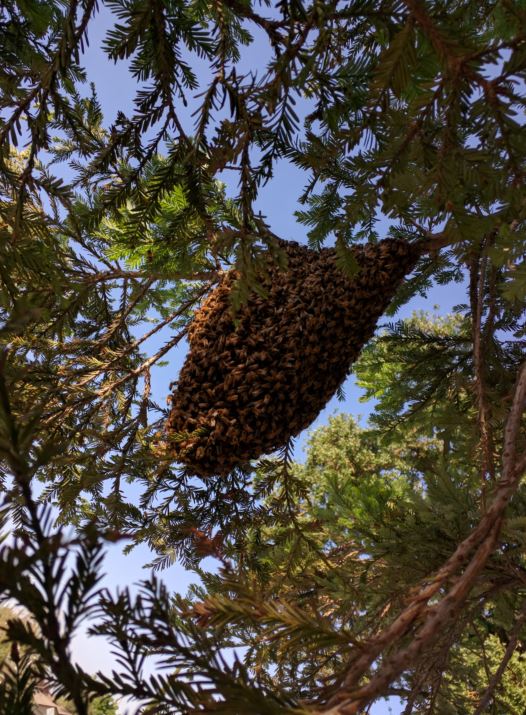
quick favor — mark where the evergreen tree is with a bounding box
[0,0,525,713]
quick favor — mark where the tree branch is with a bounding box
[318,361,526,714]
[473,600,526,715]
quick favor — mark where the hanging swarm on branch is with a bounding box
[166,238,419,477]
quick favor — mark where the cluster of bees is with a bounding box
[166,238,419,477]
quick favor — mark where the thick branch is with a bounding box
[318,361,526,714]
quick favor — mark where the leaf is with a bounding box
[372,21,417,98]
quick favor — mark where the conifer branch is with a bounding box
[473,600,526,715]
[320,360,526,713]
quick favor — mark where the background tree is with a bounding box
[0,0,525,713]
[58,694,119,715]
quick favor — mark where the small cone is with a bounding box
[166,238,419,476]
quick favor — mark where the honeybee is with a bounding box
[167,238,419,476]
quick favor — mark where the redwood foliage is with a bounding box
[0,0,526,712]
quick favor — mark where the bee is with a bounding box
[166,238,419,476]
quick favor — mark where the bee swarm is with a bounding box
[166,238,419,477]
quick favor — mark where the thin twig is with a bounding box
[97,327,187,399]
[74,284,210,388]
[82,268,217,284]
[473,600,526,715]
[470,249,496,496]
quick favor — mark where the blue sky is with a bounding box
[62,6,468,712]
